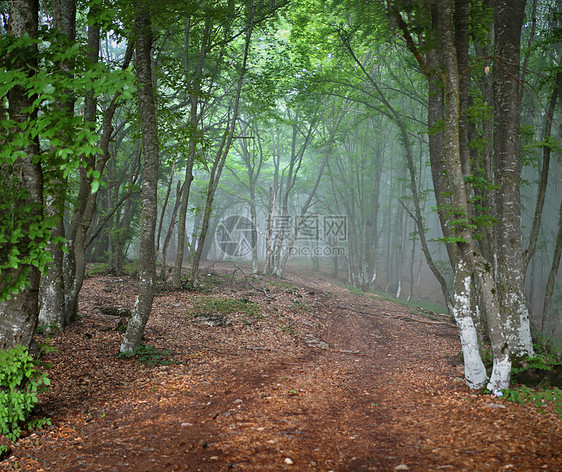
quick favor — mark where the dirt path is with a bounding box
[1,265,561,471]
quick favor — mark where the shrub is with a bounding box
[501,344,562,418]
[0,345,51,442]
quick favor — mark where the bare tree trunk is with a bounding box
[59,27,134,328]
[263,180,278,275]
[160,180,185,281]
[276,155,327,277]
[120,6,159,354]
[230,120,264,274]
[542,199,562,338]
[61,5,101,327]
[249,187,259,274]
[493,0,534,358]
[452,257,487,390]
[156,156,177,255]
[524,67,561,270]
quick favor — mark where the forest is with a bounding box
[1,0,562,469]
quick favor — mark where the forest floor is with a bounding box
[1,262,561,472]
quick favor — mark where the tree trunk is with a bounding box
[156,156,176,256]
[120,5,159,354]
[492,0,534,358]
[160,179,185,281]
[61,4,101,327]
[524,67,561,270]
[0,0,42,351]
[439,0,509,390]
[249,185,259,274]
[452,257,487,390]
[39,0,77,333]
[541,199,562,338]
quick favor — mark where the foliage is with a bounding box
[347,285,363,295]
[118,343,176,367]
[502,385,562,418]
[0,345,52,443]
[84,262,111,277]
[0,187,60,302]
[188,296,260,317]
[0,30,134,302]
[281,324,296,335]
[492,344,562,418]
[510,349,562,388]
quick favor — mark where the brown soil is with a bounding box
[1,263,561,472]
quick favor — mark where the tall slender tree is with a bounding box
[39,0,77,333]
[120,3,160,353]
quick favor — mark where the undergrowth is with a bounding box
[496,344,562,417]
[189,296,260,317]
[502,385,562,417]
[347,285,363,295]
[118,343,177,367]
[0,344,53,453]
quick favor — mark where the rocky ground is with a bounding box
[1,262,561,471]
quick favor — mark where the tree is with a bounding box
[492,0,534,358]
[227,118,267,274]
[120,3,160,354]
[0,0,134,347]
[191,0,256,282]
[0,0,42,350]
[38,0,77,333]
[389,0,535,390]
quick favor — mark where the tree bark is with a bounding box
[541,199,562,338]
[0,0,42,351]
[492,0,534,358]
[452,257,487,389]
[38,0,76,333]
[120,5,159,354]
[439,0,510,390]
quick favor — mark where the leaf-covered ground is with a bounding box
[1,262,561,471]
